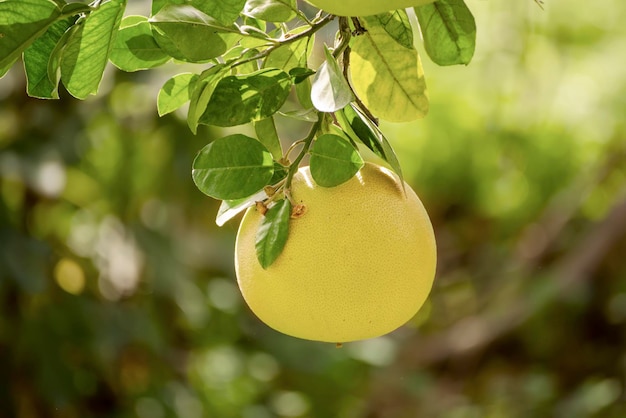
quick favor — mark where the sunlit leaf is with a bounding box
[336,103,404,186]
[192,134,275,200]
[309,134,364,187]
[415,0,476,66]
[244,0,296,23]
[23,17,74,99]
[254,117,283,160]
[367,10,414,49]
[199,68,292,127]
[61,0,126,99]
[193,0,246,25]
[350,14,428,122]
[216,189,268,227]
[264,28,313,71]
[311,45,353,113]
[157,72,199,116]
[150,4,237,62]
[187,64,228,133]
[255,198,291,269]
[0,0,61,70]
[109,16,170,71]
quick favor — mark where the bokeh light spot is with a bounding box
[54,258,85,295]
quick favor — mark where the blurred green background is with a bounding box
[1,1,626,417]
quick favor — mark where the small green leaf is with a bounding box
[350,15,428,122]
[200,68,292,127]
[193,0,246,25]
[336,103,404,186]
[109,16,170,71]
[415,0,476,66]
[216,189,268,227]
[255,198,292,269]
[364,10,413,49]
[254,117,283,160]
[289,67,315,83]
[23,17,74,99]
[61,0,126,99]
[158,72,199,116]
[277,108,317,122]
[311,45,353,113]
[187,64,228,133]
[244,0,296,23]
[295,77,314,109]
[309,134,364,187]
[264,28,313,71]
[61,2,92,15]
[192,134,275,200]
[0,0,61,69]
[150,4,237,62]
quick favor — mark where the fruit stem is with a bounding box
[283,116,323,203]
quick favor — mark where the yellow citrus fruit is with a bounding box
[305,0,436,17]
[235,162,436,342]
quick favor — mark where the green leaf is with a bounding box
[254,117,283,160]
[109,16,170,71]
[46,21,78,88]
[365,10,414,49]
[244,0,296,23]
[61,2,92,15]
[61,0,126,99]
[193,0,246,25]
[1,58,17,78]
[277,108,317,122]
[255,198,291,269]
[23,17,74,99]
[350,14,428,122]
[309,134,364,187]
[216,189,268,227]
[336,103,404,186]
[199,68,292,127]
[157,72,199,116]
[311,45,353,113]
[290,67,315,84]
[0,0,61,69]
[415,0,476,66]
[192,134,275,200]
[187,64,228,133]
[150,4,237,62]
[264,28,313,71]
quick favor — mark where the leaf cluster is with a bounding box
[0,0,477,267]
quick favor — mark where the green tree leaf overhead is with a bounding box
[60,0,126,99]
[149,4,238,62]
[157,72,199,116]
[244,0,297,23]
[350,13,429,122]
[23,17,74,99]
[199,68,292,127]
[0,0,61,70]
[192,134,275,200]
[415,0,476,66]
[109,16,170,71]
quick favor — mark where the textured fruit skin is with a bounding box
[305,0,436,17]
[235,163,436,342]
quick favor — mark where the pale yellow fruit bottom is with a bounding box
[235,163,436,343]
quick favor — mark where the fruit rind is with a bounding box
[235,163,436,342]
